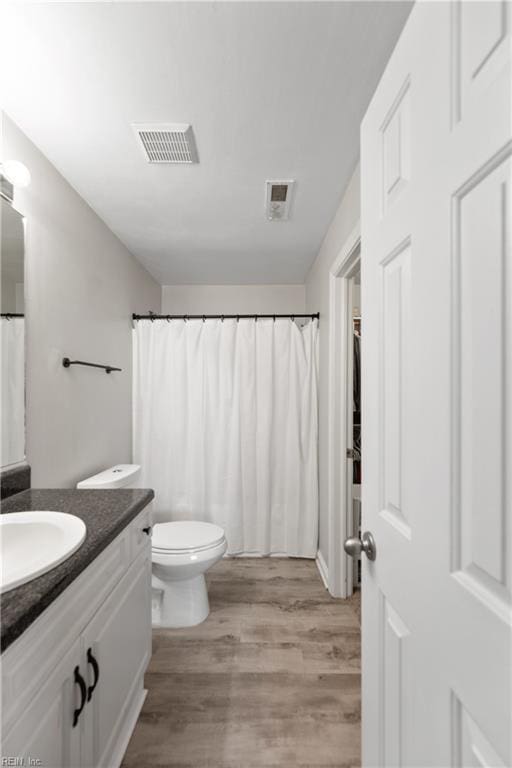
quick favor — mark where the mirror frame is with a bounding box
[1,188,27,469]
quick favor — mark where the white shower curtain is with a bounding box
[1,317,25,466]
[133,317,318,557]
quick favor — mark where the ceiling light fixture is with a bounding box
[1,160,31,188]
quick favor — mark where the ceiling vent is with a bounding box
[265,180,295,221]
[132,123,199,164]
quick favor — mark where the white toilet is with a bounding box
[77,464,227,628]
[152,520,226,627]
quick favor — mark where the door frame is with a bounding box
[327,221,361,598]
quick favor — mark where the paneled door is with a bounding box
[360,1,511,765]
[82,554,151,767]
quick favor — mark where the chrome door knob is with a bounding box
[344,531,377,561]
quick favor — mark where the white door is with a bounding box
[1,639,82,768]
[82,554,151,768]
[360,1,511,765]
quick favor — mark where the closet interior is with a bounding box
[351,272,362,589]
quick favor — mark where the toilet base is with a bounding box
[152,573,210,628]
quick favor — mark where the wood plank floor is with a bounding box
[122,558,361,768]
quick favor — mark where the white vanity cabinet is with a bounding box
[1,505,152,768]
[1,639,82,768]
[81,556,151,768]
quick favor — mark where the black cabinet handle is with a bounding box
[86,647,100,702]
[142,526,152,536]
[73,666,87,727]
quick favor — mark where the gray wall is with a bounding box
[162,284,306,315]
[2,113,161,487]
[305,164,360,567]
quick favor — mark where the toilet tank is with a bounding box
[77,464,141,490]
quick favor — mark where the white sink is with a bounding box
[0,511,87,593]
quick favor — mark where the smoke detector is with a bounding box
[132,123,199,164]
[265,180,295,221]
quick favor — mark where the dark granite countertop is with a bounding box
[1,488,154,653]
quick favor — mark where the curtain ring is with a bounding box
[166,317,170,322]
[236,315,239,323]
[255,315,258,322]
[291,315,295,322]
[273,315,276,322]
[184,315,188,322]
[202,315,205,323]
[221,315,224,322]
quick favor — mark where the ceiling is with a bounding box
[0,2,411,286]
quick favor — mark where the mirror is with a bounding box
[1,196,25,466]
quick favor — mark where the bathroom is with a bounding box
[1,2,511,768]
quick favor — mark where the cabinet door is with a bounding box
[81,551,151,768]
[1,639,82,768]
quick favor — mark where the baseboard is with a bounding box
[224,552,289,559]
[223,552,315,559]
[316,550,329,590]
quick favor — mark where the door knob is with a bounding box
[344,531,377,561]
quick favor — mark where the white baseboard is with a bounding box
[316,550,329,590]
[223,552,317,559]
[224,552,289,559]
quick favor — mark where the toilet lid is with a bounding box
[152,521,225,553]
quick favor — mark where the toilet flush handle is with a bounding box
[142,526,152,536]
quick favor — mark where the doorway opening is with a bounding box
[327,223,361,599]
[347,263,362,597]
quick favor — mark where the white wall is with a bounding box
[162,284,306,315]
[305,165,360,568]
[2,114,161,487]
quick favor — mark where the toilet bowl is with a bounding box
[77,465,227,628]
[151,521,227,627]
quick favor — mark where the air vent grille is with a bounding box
[265,180,295,221]
[132,123,199,164]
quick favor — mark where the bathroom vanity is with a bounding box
[1,488,154,768]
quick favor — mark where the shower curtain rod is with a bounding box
[132,312,319,321]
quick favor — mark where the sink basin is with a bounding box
[0,511,87,593]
